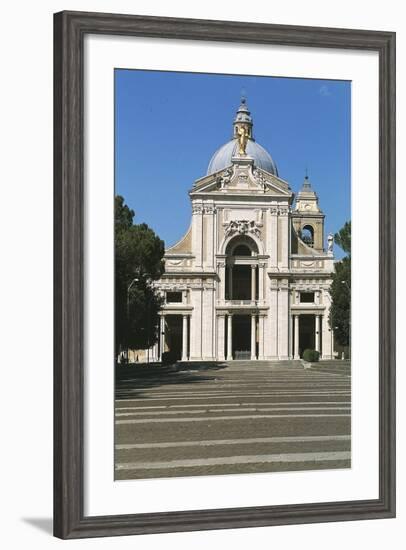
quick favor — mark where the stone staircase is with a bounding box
[305,359,351,375]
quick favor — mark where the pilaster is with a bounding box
[268,279,278,358]
[202,286,215,360]
[277,279,290,359]
[189,287,202,360]
[192,203,203,269]
[217,314,226,361]
[227,314,233,361]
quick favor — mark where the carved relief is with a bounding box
[253,168,268,191]
[192,204,203,214]
[224,219,262,238]
[166,259,184,267]
[203,205,216,214]
[216,167,233,190]
[237,173,249,186]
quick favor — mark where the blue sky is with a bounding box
[115,69,350,257]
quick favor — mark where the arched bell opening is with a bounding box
[301,224,315,248]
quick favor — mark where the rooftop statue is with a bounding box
[236,124,249,155]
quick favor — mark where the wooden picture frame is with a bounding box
[54,10,396,539]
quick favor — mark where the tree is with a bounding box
[329,221,351,347]
[334,221,351,256]
[115,196,165,357]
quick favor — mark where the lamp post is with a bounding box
[126,277,139,364]
[341,280,351,361]
[146,292,151,365]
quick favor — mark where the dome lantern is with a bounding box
[233,97,253,141]
[206,98,278,176]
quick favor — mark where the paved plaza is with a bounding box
[114,361,351,480]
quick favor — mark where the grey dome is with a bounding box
[207,138,278,176]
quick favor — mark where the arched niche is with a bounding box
[224,235,259,301]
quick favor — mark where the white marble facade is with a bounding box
[152,99,335,362]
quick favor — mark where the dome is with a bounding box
[206,98,278,176]
[207,138,278,176]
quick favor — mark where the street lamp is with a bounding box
[126,277,139,364]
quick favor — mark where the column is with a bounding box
[251,265,256,301]
[294,314,300,359]
[315,314,321,353]
[258,316,265,359]
[227,314,233,360]
[228,265,233,299]
[182,315,188,361]
[258,264,264,301]
[159,315,165,361]
[217,315,226,361]
[251,314,257,360]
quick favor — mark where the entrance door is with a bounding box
[232,315,251,359]
[299,314,315,357]
[165,315,182,360]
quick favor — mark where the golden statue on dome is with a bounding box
[236,124,249,155]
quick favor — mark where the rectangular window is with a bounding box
[166,291,182,303]
[300,292,315,303]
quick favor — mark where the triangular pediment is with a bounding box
[190,163,292,198]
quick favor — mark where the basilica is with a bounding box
[151,99,336,362]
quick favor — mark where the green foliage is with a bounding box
[334,221,351,256]
[329,220,351,347]
[115,195,165,355]
[115,195,134,230]
[302,349,320,362]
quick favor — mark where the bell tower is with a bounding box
[291,175,325,252]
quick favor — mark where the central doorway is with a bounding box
[299,314,315,357]
[164,315,182,361]
[232,315,251,359]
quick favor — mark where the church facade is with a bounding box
[151,99,335,362]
